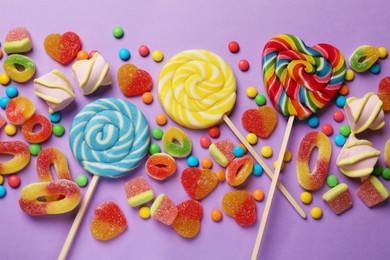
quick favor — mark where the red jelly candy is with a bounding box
[242,106,278,138]
[117,64,153,97]
[378,77,390,112]
[209,139,235,167]
[145,153,177,180]
[181,167,218,200]
[90,201,127,241]
[226,155,254,186]
[222,190,257,226]
[357,176,389,207]
[44,32,81,65]
[5,96,35,125]
[172,200,203,238]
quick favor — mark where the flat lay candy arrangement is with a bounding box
[1,1,390,259]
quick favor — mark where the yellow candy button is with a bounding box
[246,86,258,98]
[300,191,312,204]
[311,207,323,219]
[261,146,273,158]
[0,74,10,85]
[5,124,17,136]
[345,70,354,81]
[273,160,285,171]
[379,47,388,59]
[283,150,292,162]
[246,133,258,145]
[152,50,164,62]
[139,206,151,219]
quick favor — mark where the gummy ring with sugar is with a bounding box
[349,45,380,72]
[3,54,36,83]
[162,127,192,158]
[21,114,52,143]
[19,179,81,216]
[69,98,150,178]
[157,49,236,129]
[226,155,254,187]
[296,131,331,190]
[146,153,177,180]
[0,140,31,175]
[262,34,346,119]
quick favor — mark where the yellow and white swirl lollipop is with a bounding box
[157,49,306,220]
[158,49,236,129]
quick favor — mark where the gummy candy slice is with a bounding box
[241,106,277,138]
[209,139,235,167]
[322,183,353,215]
[90,201,127,241]
[357,176,389,207]
[151,194,178,225]
[124,176,154,207]
[4,27,32,54]
[378,77,390,112]
[172,200,202,238]
[181,167,218,200]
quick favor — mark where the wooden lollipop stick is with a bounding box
[223,115,305,219]
[59,175,100,260]
[251,115,294,260]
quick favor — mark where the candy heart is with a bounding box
[90,201,127,241]
[44,32,81,65]
[241,106,277,138]
[222,190,257,226]
[117,64,153,97]
[172,200,203,238]
[378,76,390,112]
[181,167,218,200]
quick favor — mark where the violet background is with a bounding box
[1,0,390,259]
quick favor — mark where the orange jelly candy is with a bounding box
[117,64,153,97]
[222,190,257,226]
[378,77,390,112]
[44,32,81,65]
[21,114,52,143]
[172,200,203,238]
[241,106,278,138]
[90,201,127,241]
[5,96,35,125]
[181,167,218,200]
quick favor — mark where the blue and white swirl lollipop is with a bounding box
[60,98,150,259]
[69,98,150,177]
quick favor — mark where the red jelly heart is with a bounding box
[117,64,153,97]
[378,77,390,112]
[44,32,81,65]
[172,200,203,238]
[181,167,218,200]
[241,106,278,138]
[222,190,257,226]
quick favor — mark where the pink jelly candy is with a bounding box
[322,183,353,215]
[151,194,178,225]
[357,176,389,207]
[124,176,154,207]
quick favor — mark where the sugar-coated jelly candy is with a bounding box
[357,176,389,207]
[124,176,154,207]
[5,96,35,125]
[3,54,36,83]
[151,194,178,225]
[22,114,52,143]
[145,153,177,180]
[90,201,127,241]
[181,167,218,200]
[117,64,153,97]
[44,32,81,65]
[222,190,257,226]
[322,183,353,215]
[162,127,192,158]
[0,140,30,175]
[209,139,235,167]
[241,106,277,138]
[19,179,80,216]
[378,77,390,112]
[297,132,331,190]
[226,155,254,187]
[172,200,203,238]
[4,27,32,54]
[349,45,380,72]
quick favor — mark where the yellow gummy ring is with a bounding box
[157,49,237,129]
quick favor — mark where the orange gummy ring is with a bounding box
[21,114,52,143]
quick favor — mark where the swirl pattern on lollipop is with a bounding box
[262,34,346,119]
[69,98,150,178]
[158,49,236,129]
